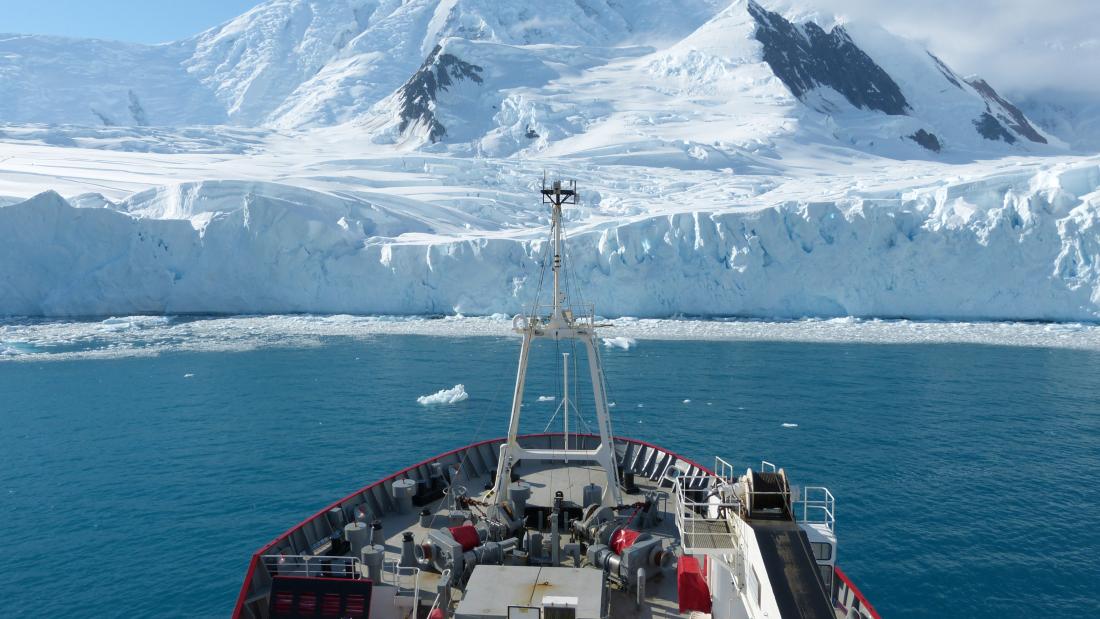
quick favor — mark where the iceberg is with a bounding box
[417,384,469,406]
[602,337,638,350]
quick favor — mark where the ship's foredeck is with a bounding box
[233,434,881,619]
[368,460,689,619]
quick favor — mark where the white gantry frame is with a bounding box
[493,180,623,507]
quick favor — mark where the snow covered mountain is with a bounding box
[0,0,1053,155]
[1,0,1098,320]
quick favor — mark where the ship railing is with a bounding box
[714,456,737,483]
[261,554,362,579]
[383,560,421,612]
[673,474,741,555]
[521,303,598,327]
[760,460,777,473]
[794,486,835,533]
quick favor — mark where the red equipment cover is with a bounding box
[677,555,712,614]
[610,528,641,555]
[448,525,481,551]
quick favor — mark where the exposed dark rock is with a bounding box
[966,77,1047,144]
[747,0,909,116]
[909,129,941,152]
[928,53,963,89]
[396,45,483,143]
[128,90,148,126]
[90,108,115,126]
[524,126,539,139]
[973,112,1016,144]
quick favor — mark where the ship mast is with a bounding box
[494,179,622,507]
[549,180,567,323]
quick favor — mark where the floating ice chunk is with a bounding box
[608,402,617,407]
[683,399,691,404]
[6,315,1100,363]
[636,403,644,408]
[183,373,194,378]
[602,336,637,350]
[781,423,798,428]
[0,341,34,356]
[100,315,173,331]
[417,384,469,406]
[537,395,556,402]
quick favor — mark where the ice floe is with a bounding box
[602,336,637,350]
[3,314,1100,362]
[417,384,469,406]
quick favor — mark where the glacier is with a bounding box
[1,0,1099,321]
[2,154,1099,320]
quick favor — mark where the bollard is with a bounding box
[392,478,417,514]
[344,521,370,557]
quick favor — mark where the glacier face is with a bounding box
[2,155,1099,320]
[0,0,1099,320]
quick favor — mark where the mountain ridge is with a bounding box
[0,0,1066,157]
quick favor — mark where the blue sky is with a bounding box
[0,0,263,43]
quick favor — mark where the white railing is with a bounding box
[673,473,741,554]
[714,456,736,483]
[262,554,362,579]
[520,303,598,328]
[760,460,777,473]
[384,560,421,613]
[795,486,835,533]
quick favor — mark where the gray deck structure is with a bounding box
[236,434,722,618]
[233,434,854,619]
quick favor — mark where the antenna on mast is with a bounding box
[540,178,577,323]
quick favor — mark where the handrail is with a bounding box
[384,560,421,613]
[262,554,361,579]
[673,473,740,553]
[795,486,835,533]
[521,303,598,329]
[714,456,736,483]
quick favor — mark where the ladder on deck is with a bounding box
[673,457,741,556]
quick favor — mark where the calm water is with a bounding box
[2,335,1099,617]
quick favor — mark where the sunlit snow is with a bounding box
[417,384,469,406]
[0,0,1096,322]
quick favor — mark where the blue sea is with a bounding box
[2,331,1099,617]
